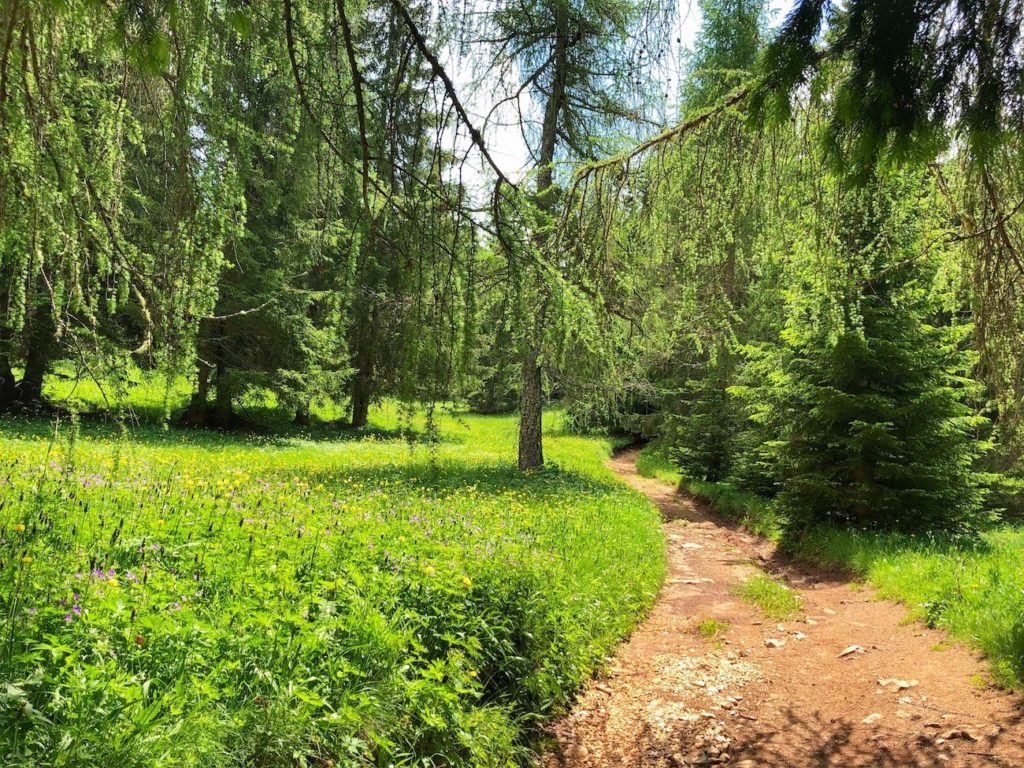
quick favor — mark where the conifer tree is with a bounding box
[620,0,768,480]
[753,170,989,534]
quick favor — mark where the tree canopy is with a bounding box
[1,0,1023,529]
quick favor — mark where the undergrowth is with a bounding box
[695,618,730,639]
[634,447,783,539]
[732,575,803,619]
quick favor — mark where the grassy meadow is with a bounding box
[637,445,1024,689]
[0,405,664,767]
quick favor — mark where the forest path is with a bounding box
[543,448,1024,768]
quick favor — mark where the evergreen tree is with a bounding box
[753,170,989,534]
[613,0,769,480]
[474,0,671,468]
[682,0,767,109]
[754,0,1024,169]
[179,11,345,428]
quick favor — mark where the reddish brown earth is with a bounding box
[544,448,1024,768]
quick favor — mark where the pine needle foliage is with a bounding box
[745,169,991,535]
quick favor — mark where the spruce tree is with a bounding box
[763,170,989,534]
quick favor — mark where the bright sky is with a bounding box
[445,0,793,190]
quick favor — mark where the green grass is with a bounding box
[37,361,422,431]
[634,446,684,486]
[732,575,803,619]
[695,618,730,639]
[0,407,665,767]
[636,444,1024,689]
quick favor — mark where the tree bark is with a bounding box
[0,351,17,411]
[179,358,212,427]
[349,306,375,428]
[19,338,48,406]
[181,324,236,429]
[350,381,370,428]
[518,348,544,469]
[517,24,568,470]
[213,353,234,427]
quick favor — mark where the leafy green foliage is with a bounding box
[0,408,663,766]
[636,445,784,539]
[682,0,767,109]
[753,0,1024,169]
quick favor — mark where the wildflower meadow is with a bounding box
[0,410,664,766]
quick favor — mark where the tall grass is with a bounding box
[636,444,1024,689]
[0,409,665,767]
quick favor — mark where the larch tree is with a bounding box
[475,0,671,468]
[0,1,242,414]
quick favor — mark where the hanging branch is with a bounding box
[386,0,516,192]
[0,0,19,107]
[571,84,751,185]
[336,0,371,211]
[284,0,494,245]
[21,15,154,351]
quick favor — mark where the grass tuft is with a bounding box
[635,443,1024,690]
[695,618,730,639]
[732,574,803,619]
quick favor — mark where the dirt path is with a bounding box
[544,449,1024,768]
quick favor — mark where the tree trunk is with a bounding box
[516,23,569,470]
[350,373,371,428]
[9,302,57,411]
[213,354,234,427]
[0,352,17,411]
[518,348,544,469]
[179,358,212,427]
[19,339,48,406]
[349,307,375,428]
